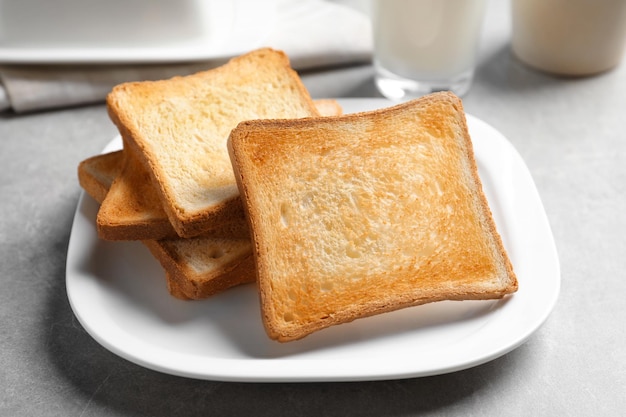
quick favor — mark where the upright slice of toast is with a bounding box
[228,92,518,342]
[77,152,254,300]
[97,100,342,241]
[106,48,320,238]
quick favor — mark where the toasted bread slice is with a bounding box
[228,92,518,342]
[96,147,249,241]
[164,272,191,300]
[97,99,342,241]
[77,151,122,204]
[96,148,178,240]
[311,99,343,117]
[142,237,255,300]
[77,152,254,300]
[106,48,320,238]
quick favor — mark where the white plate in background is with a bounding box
[0,0,275,63]
[66,98,560,382]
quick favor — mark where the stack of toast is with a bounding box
[78,48,517,342]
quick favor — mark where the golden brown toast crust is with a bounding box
[229,92,518,342]
[78,152,255,300]
[96,99,341,241]
[77,151,122,204]
[96,148,250,241]
[106,48,320,238]
[143,239,255,300]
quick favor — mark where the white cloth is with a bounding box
[0,0,371,113]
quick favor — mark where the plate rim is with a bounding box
[66,97,561,382]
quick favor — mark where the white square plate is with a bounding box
[66,98,560,382]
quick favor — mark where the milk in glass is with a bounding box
[372,0,487,99]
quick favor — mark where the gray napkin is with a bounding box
[0,0,371,113]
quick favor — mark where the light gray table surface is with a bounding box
[2,1,625,416]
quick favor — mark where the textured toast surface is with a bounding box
[77,152,254,300]
[77,151,122,204]
[106,48,320,237]
[96,148,249,241]
[143,237,254,300]
[229,92,518,342]
[311,99,343,117]
[97,148,182,240]
[96,99,341,241]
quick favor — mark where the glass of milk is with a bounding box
[371,0,488,100]
[511,0,626,76]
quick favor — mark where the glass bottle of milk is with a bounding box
[371,0,488,99]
